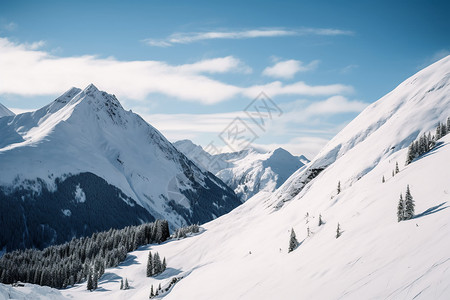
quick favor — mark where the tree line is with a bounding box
[0,219,170,289]
[406,117,450,165]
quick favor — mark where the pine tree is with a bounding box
[447,117,450,133]
[336,223,342,239]
[150,285,154,298]
[392,170,395,177]
[395,162,399,174]
[397,193,405,222]
[337,181,341,194]
[92,267,98,290]
[153,253,161,275]
[146,251,153,277]
[162,257,166,272]
[404,185,415,220]
[87,272,93,291]
[307,227,311,237]
[124,278,129,290]
[436,123,442,140]
[382,175,385,183]
[120,278,123,290]
[158,283,161,290]
[288,228,298,252]
[318,214,324,226]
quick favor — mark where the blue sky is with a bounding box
[0,0,448,158]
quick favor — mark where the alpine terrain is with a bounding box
[40,55,450,300]
[0,84,240,252]
[174,140,308,201]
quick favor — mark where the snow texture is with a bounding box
[2,56,450,300]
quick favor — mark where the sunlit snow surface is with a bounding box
[2,56,450,299]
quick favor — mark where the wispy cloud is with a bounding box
[0,37,353,104]
[263,59,319,79]
[143,27,354,47]
[0,21,17,32]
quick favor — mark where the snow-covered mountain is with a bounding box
[174,140,308,201]
[0,84,240,251]
[0,103,14,118]
[39,56,450,299]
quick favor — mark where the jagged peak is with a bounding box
[82,83,99,94]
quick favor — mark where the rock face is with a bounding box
[0,84,240,251]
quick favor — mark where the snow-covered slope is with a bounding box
[45,56,450,299]
[0,85,240,251]
[0,103,14,118]
[174,140,307,201]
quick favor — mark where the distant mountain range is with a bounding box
[174,139,309,201]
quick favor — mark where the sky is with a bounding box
[0,0,449,158]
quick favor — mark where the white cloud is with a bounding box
[0,37,354,105]
[143,27,353,47]
[1,21,17,32]
[243,81,353,98]
[263,59,319,79]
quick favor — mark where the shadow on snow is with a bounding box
[414,202,449,219]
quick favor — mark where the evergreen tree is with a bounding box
[120,278,123,290]
[124,278,129,290]
[336,223,342,239]
[92,266,98,290]
[382,175,385,183]
[447,117,450,132]
[318,214,324,226]
[395,162,399,174]
[150,285,154,298]
[87,271,93,291]
[153,252,161,275]
[158,283,161,290]
[146,251,153,277]
[404,185,415,220]
[307,227,311,237]
[436,123,442,140]
[288,228,298,252]
[337,181,341,194]
[397,193,405,222]
[162,257,166,272]
[392,170,395,177]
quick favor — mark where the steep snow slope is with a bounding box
[0,103,14,118]
[0,85,239,250]
[53,55,450,299]
[174,140,307,201]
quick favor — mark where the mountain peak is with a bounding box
[83,83,99,94]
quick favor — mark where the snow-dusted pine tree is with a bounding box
[146,251,153,277]
[382,175,385,183]
[288,228,298,252]
[120,278,123,290]
[150,285,154,298]
[318,214,324,226]
[337,181,341,194]
[153,253,161,275]
[404,185,415,220]
[87,271,93,291]
[336,223,342,239]
[124,278,129,290]
[395,162,399,174]
[397,193,405,222]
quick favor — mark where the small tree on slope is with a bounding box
[146,251,153,277]
[336,223,342,239]
[404,185,415,220]
[397,193,405,222]
[288,228,298,252]
[337,181,341,194]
